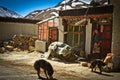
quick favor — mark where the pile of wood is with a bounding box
[2,35,37,52]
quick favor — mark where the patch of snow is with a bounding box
[81,6,88,8]
[46,8,51,11]
[60,0,70,4]
[33,10,45,18]
[71,2,84,7]
[72,0,76,2]
[39,10,45,14]
[31,12,39,14]
[52,6,62,10]
[50,12,59,16]
[80,0,92,4]
[62,5,73,10]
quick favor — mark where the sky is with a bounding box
[0,0,62,17]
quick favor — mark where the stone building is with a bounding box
[59,5,113,59]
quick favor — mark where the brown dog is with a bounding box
[90,59,106,74]
[34,59,54,79]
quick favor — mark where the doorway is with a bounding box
[48,27,58,45]
[91,23,112,59]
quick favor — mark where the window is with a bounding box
[38,22,48,41]
[66,25,85,48]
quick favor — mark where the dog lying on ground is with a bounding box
[90,59,106,74]
[34,59,54,79]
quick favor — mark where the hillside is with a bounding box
[0,6,22,18]
[24,0,108,20]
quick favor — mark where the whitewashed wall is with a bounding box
[85,19,92,56]
[0,22,38,42]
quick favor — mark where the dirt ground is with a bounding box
[0,51,120,80]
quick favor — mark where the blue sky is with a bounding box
[0,0,62,16]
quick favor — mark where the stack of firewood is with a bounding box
[2,35,37,52]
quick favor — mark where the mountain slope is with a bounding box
[0,6,22,18]
[25,0,108,20]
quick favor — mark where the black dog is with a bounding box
[90,59,106,74]
[34,59,54,79]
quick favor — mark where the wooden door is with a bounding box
[91,24,112,59]
[48,27,58,45]
[101,25,112,57]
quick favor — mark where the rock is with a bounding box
[5,45,14,51]
[0,47,6,53]
[103,63,113,72]
[81,62,88,67]
[28,46,35,52]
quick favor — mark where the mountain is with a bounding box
[0,6,22,18]
[25,0,108,20]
